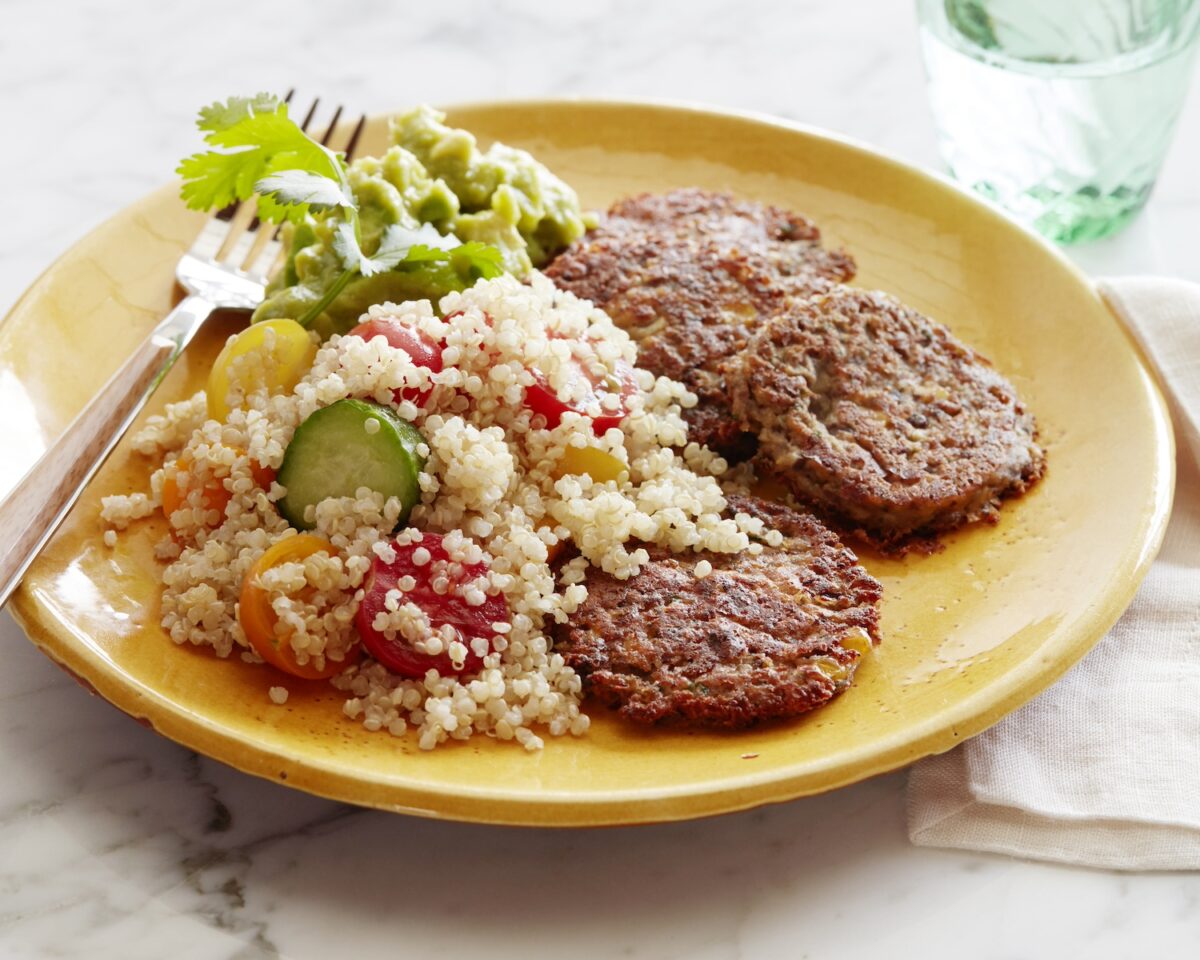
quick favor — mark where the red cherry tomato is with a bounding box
[356,532,508,679]
[347,318,443,406]
[525,355,638,434]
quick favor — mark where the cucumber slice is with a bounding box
[277,399,427,530]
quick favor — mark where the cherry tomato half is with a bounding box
[207,318,317,422]
[161,452,275,530]
[347,317,443,406]
[356,532,508,679]
[551,444,627,483]
[525,355,638,434]
[239,534,360,680]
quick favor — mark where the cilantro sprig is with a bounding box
[177,94,505,328]
[178,95,351,221]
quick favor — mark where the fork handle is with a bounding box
[0,294,214,609]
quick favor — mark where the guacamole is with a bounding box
[254,107,593,336]
[391,105,593,270]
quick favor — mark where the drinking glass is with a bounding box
[917,0,1200,243]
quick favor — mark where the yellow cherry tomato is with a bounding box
[238,534,359,680]
[207,318,317,422]
[551,445,627,483]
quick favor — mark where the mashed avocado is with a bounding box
[391,106,592,270]
[254,107,592,336]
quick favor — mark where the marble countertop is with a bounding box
[2,1,1198,956]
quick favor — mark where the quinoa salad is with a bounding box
[104,272,777,750]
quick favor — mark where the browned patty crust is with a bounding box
[549,495,882,728]
[727,287,1046,549]
[544,189,855,460]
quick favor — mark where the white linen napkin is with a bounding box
[907,276,1200,871]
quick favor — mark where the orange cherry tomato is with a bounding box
[239,534,360,680]
[161,453,275,528]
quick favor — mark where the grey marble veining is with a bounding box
[2,0,1200,957]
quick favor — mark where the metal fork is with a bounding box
[0,97,366,608]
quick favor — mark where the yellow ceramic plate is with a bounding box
[2,101,1173,826]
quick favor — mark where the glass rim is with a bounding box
[916,0,1200,79]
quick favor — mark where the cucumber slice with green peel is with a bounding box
[277,399,427,530]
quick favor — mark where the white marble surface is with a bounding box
[2,1,1199,956]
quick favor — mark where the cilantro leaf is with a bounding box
[197,93,280,133]
[331,222,505,280]
[399,240,506,280]
[177,96,349,223]
[255,170,350,211]
[392,241,506,282]
[330,221,371,275]
[366,224,459,274]
[382,223,461,254]
[333,223,448,277]
[253,194,298,227]
[176,150,248,213]
[445,241,506,279]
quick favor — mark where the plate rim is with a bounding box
[4,97,1177,826]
